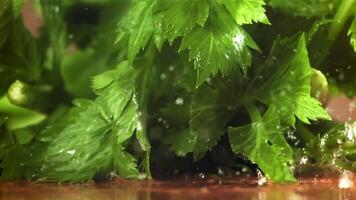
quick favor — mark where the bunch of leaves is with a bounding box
[1,61,152,181]
[0,0,356,183]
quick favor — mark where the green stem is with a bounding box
[329,0,356,40]
[0,113,6,126]
[136,42,157,179]
[245,102,262,122]
[295,121,314,144]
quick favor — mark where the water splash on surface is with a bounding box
[338,171,354,189]
[257,170,267,186]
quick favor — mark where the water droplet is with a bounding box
[227,105,237,111]
[162,120,170,128]
[137,122,143,131]
[177,150,184,156]
[198,173,205,179]
[217,167,224,175]
[67,150,76,155]
[160,73,167,79]
[168,65,175,71]
[338,73,345,81]
[232,33,245,50]
[242,167,249,173]
[175,97,184,105]
[54,6,60,13]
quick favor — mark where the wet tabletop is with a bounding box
[1,176,356,200]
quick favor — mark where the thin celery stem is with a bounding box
[329,0,356,40]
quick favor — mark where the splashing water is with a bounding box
[299,156,308,165]
[345,122,356,142]
[338,171,354,189]
[257,170,267,186]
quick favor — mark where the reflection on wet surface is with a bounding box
[1,176,356,200]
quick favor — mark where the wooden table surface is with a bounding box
[1,176,356,200]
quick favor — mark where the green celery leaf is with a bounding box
[94,61,135,122]
[252,34,331,125]
[228,107,295,182]
[91,69,117,90]
[116,0,158,61]
[164,129,195,157]
[94,60,151,175]
[152,13,164,51]
[189,84,232,160]
[180,4,260,86]
[13,129,33,145]
[37,99,139,181]
[160,0,209,42]
[113,143,141,177]
[216,0,269,24]
[1,62,147,181]
[164,83,236,161]
[1,99,140,181]
[348,17,356,52]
